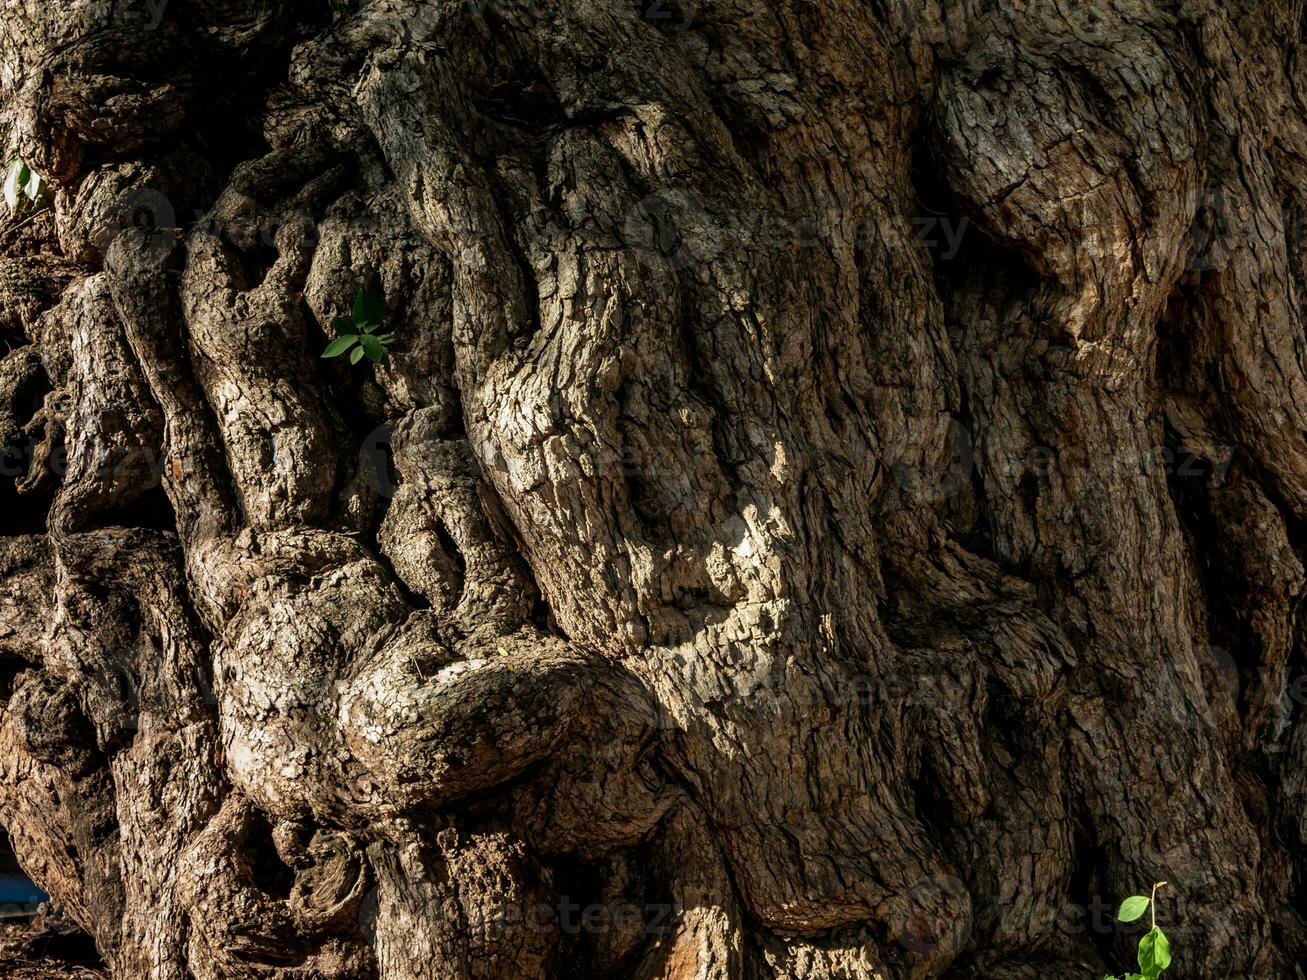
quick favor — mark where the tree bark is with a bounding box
[0,0,1304,977]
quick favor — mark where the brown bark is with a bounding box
[0,0,1305,977]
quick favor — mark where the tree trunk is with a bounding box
[0,0,1304,977]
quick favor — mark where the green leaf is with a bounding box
[4,159,26,211]
[23,171,41,201]
[331,315,353,333]
[1137,926,1171,976]
[352,287,385,327]
[322,335,358,358]
[1117,896,1150,922]
[349,345,365,364]
[376,334,395,344]
[359,333,386,363]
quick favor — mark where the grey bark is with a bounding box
[0,0,1305,978]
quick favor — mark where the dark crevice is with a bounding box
[1065,823,1114,968]
[0,658,29,704]
[227,236,282,293]
[1155,282,1292,767]
[82,481,179,535]
[911,128,1047,583]
[433,520,467,580]
[243,810,295,902]
[911,118,1043,301]
[0,470,55,537]
[544,841,678,980]
[675,290,744,511]
[353,416,397,497]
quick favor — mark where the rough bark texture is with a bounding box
[0,0,1305,977]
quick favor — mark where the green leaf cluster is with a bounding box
[1104,884,1171,980]
[322,288,394,365]
[4,157,48,213]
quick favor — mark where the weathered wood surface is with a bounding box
[0,0,1304,977]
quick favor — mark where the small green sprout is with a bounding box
[322,287,394,365]
[4,156,49,214]
[1105,881,1171,980]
